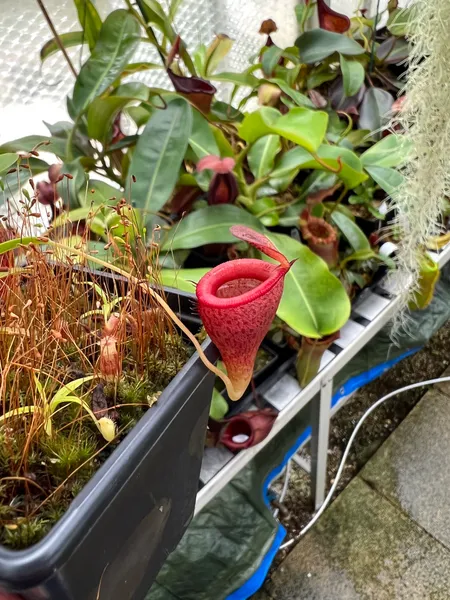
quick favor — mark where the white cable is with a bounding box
[280,375,450,550]
[273,459,292,518]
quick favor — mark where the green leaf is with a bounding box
[1,159,49,196]
[188,110,220,191]
[264,233,351,338]
[205,35,234,76]
[365,165,404,195]
[240,107,328,153]
[210,72,259,87]
[330,211,370,251]
[307,65,338,89]
[268,78,315,108]
[73,0,102,51]
[189,109,220,159]
[126,98,192,221]
[361,134,412,168]
[269,108,328,153]
[0,154,18,175]
[121,62,163,76]
[359,88,394,140]
[169,0,184,19]
[40,32,85,63]
[161,205,264,251]
[0,135,61,157]
[52,206,106,237]
[296,30,364,64]
[271,145,368,189]
[87,85,150,142]
[87,97,132,141]
[238,108,279,144]
[211,101,244,123]
[126,105,152,127]
[160,268,209,293]
[50,376,94,407]
[262,45,284,76]
[210,388,228,420]
[248,135,281,179]
[140,0,172,37]
[213,127,234,157]
[340,55,365,97]
[71,10,141,116]
[340,248,376,268]
[0,237,42,256]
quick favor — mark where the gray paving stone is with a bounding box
[434,364,450,397]
[263,478,450,600]
[362,387,450,550]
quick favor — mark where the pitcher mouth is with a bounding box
[196,258,289,310]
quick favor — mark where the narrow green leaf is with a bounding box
[0,154,18,175]
[0,237,43,255]
[121,62,163,76]
[73,0,102,51]
[248,135,281,179]
[365,165,404,195]
[361,134,412,168]
[40,32,85,63]
[205,35,234,76]
[72,10,141,116]
[264,233,351,338]
[296,30,365,64]
[169,0,184,19]
[330,211,370,251]
[210,72,259,87]
[161,205,264,251]
[160,268,209,293]
[340,54,365,97]
[50,376,94,406]
[126,98,193,220]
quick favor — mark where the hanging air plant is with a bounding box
[389,0,450,321]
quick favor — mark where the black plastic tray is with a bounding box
[0,285,218,600]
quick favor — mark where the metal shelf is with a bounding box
[195,242,450,515]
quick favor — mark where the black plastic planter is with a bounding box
[0,287,218,600]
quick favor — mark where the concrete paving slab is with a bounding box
[362,387,450,550]
[263,478,450,600]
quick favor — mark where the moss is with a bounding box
[42,432,97,481]
[1,518,51,550]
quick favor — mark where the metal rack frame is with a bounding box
[195,243,450,515]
